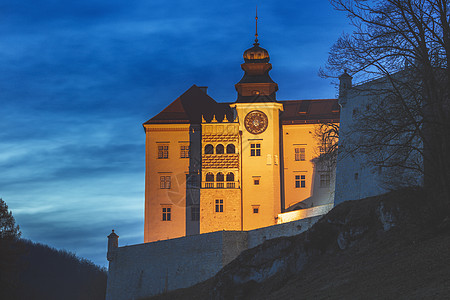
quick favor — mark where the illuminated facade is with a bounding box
[143,38,339,243]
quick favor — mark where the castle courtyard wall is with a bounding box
[107,214,323,300]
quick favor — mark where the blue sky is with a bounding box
[0,0,352,267]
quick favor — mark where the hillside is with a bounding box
[148,188,450,299]
[0,239,106,300]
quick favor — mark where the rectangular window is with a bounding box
[295,147,306,161]
[319,142,332,154]
[158,145,169,159]
[191,205,200,221]
[254,178,260,185]
[252,206,260,214]
[320,174,331,188]
[295,175,306,188]
[215,199,224,212]
[250,143,261,156]
[162,207,171,221]
[160,176,171,189]
[180,145,189,158]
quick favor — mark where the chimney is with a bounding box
[107,229,119,261]
[198,86,208,94]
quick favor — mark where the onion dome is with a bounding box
[243,42,270,63]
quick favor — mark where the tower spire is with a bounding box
[254,6,259,45]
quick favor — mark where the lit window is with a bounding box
[251,143,261,156]
[180,145,189,158]
[215,199,224,212]
[160,176,171,189]
[295,147,305,161]
[158,145,169,159]
[320,174,331,188]
[295,175,306,188]
[162,207,171,221]
[191,205,200,221]
[253,206,259,214]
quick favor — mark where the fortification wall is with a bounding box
[107,214,324,300]
[247,215,322,248]
[106,231,248,300]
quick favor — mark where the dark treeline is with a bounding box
[0,238,106,300]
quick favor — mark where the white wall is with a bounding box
[106,215,323,300]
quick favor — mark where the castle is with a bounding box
[106,21,343,300]
[143,28,339,243]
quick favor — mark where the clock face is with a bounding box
[244,110,268,134]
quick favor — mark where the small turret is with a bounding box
[107,229,119,261]
[339,70,353,97]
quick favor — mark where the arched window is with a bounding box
[226,144,235,154]
[216,144,224,154]
[205,172,214,182]
[226,172,234,182]
[216,172,224,182]
[205,144,213,154]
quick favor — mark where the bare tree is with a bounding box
[322,0,450,204]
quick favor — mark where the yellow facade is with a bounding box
[143,41,339,243]
[143,124,190,242]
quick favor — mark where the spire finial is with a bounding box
[254,6,259,45]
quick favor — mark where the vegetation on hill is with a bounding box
[147,188,450,299]
[0,198,106,300]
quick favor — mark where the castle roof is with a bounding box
[143,85,233,125]
[280,99,340,124]
[144,86,339,126]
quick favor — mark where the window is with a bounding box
[216,172,224,182]
[252,206,260,214]
[205,172,214,188]
[216,144,224,154]
[191,205,200,221]
[254,178,260,185]
[250,143,261,156]
[158,145,169,159]
[205,172,214,182]
[226,144,235,154]
[180,145,189,158]
[295,175,306,188]
[205,144,214,154]
[162,207,171,221]
[295,147,305,161]
[160,176,171,189]
[320,174,331,188]
[319,142,332,154]
[226,172,234,182]
[215,199,224,212]
[216,172,224,188]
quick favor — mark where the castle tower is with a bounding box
[231,12,284,230]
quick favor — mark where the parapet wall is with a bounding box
[277,204,333,224]
[106,214,325,300]
[248,215,322,248]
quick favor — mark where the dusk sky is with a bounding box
[1,0,353,267]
